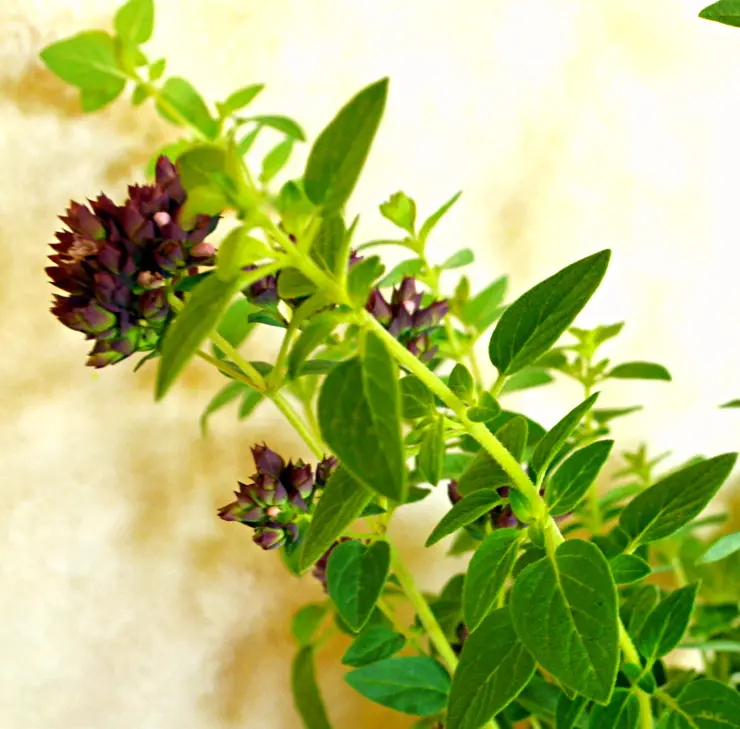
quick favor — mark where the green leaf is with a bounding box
[130,83,150,107]
[699,1,740,28]
[380,191,417,235]
[458,416,527,495]
[114,0,154,45]
[425,490,503,547]
[237,388,262,419]
[467,392,501,422]
[377,258,424,288]
[449,363,476,403]
[608,361,671,381]
[40,31,126,89]
[418,417,445,486]
[720,399,740,408]
[318,333,406,501]
[305,78,389,211]
[260,138,294,184]
[292,603,328,646]
[310,214,346,274]
[510,539,619,703]
[588,689,638,729]
[156,77,218,138]
[621,584,660,637]
[500,368,554,394]
[278,267,317,299]
[345,656,451,716]
[299,467,371,571]
[291,647,333,729]
[665,679,740,729]
[213,298,256,354]
[680,640,740,652]
[418,191,462,244]
[697,531,740,564]
[619,453,737,548]
[546,440,613,516]
[610,554,651,585]
[247,114,306,140]
[592,406,642,424]
[79,82,126,112]
[341,625,406,668]
[441,248,474,271]
[532,393,600,476]
[556,694,587,729]
[636,584,699,664]
[446,608,536,729]
[216,227,272,280]
[462,276,508,331]
[179,186,229,228]
[327,540,390,632]
[288,315,339,380]
[217,84,264,117]
[199,380,245,434]
[148,58,166,80]
[400,376,435,420]
[489,251,611,376]
[156,274,244,399]
[347,256,384,307]
[462,528,521,631]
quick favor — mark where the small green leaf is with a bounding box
[500,368,554,394]
[592,406,642,424]
[556,694,587,729]
[148,58,166,80]
[458,416,527,495]
[292,603,328,646]
[441,248,474,271]
[341,625,406,668]
[345,656,451,716]
[130,83,150,106]
[41,31,126,90]
[156,274,245,399]
[425,490,503,547]
[467,392,501,422]
[666,678,740,728]
[179,186,229,228]
[401,376,435,420]
[610,554,651,585]
[489,251,611,376]
[449,363,476,403]
[697,531,740,564]
[347,256,384,306]
[380,191,417,235]
[217,84,264,117]
[532,393,599,476]
[216,227,273,280]
[462,528,521,631]
[114,0,154,45]
[608,361,671,381]
[237,388,263,419]
[278,268,317,299]
[213,298,256,354]
[79,82,126,112]
[199,380,245,434]
[621,584,660,637]
[588,688,638,729]
[247,114,306,140]
[720,399,740,408]
[462,276,508,331]
[299,467,371,571]
[418,191,462,244]
[156,77,218,138]
[418,417,445,487]
[291,647,333,729]
[304,78,388,211]
[288,314,339,380]
[699,1,740,28]
[510,539,619,704]
[377,258,424,288]
[619,453,737,548]
[318,333,406,501]
[446,608,536,729]
[327,540,390,632]
[260,138,294,184]
[546,440,613,516]
[636,584,699,664]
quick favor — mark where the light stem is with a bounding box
[618,624,655,729]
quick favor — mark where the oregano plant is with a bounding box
[41,1,740,727]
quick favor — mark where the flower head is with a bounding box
[47,156,220,367]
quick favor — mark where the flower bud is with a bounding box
[154,241,185,272]
[316,456,338,487]
[253,525,286,550]
[252,444,284,479]
[139,289,169,323]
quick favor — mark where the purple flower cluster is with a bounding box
[218,444,338,550]
[366,277,448,361]
[47,157,219,367]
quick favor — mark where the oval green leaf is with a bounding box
[341,625,406,668]
[608,361,671,381]
[425,490,503,547]
[292,646,333,729]
[609,554,651,585]
[697,530,740,564]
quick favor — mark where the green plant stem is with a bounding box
[618,624,654,729]
[583,383,603,533]
[272,391,325,458]
[195,350,254,386]
[490,372,506,398]
[468,344,484,387]
[376,598,427,655]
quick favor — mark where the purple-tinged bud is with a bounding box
[55,298,117,335]
[63,236,100,264]
[154,241,185,272]
[94,271,131,310]
[121,201,150,243]
[497,486,510,498]
[448,480,463,505]
[312,538,351,591]
[393,277,418,307]
[348,250,364,269]
[286,462,314,498]
[420,344,439,363]
[158,156,186,203]
[60,201,105,240]
[316,456,338,487]
[494,507,519,529]
[189,242,216,260]
[218,502,241,522]
[413,300,449,330]
[252,444,284,479]
[97,242,125,274]
[139,289,169,323]
[137,271,165,289]
[253,525,286,551]
[388,307,414,337]
[365,289,393,324]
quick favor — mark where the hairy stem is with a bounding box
[619,624,654,729]
[272,391,325,459]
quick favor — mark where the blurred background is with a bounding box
[1,0,740,727]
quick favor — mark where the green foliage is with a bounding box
[663,679,740,728]
[417,417,445,486]
[700,1,740,28]
[380,192,416,235]
[610,554,651,585]
[418,191,462,246]
[345,656,451,715]
[697,531,740,564]
[587,689,638,729]
[292,647,333,729]
[114,0,154,46]
[608,361,671,381]
[462,276,508,332]
[400,376,436,419]
[292,603,328,646]
[425,490,503,547]
[341,625,406,668]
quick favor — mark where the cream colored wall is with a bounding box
[1,1,739,727]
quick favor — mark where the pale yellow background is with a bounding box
[2,1,740,727]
